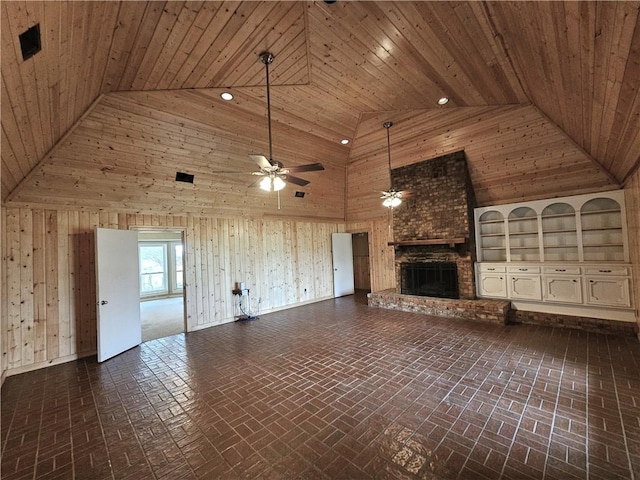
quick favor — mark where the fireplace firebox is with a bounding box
[401,262,459,299]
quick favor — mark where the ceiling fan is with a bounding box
[211,51,324,209]
[381,121,404,208]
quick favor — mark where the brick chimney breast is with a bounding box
[391,150,477,299]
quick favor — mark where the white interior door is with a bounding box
[332,233,355,297]
[95,228,141,362]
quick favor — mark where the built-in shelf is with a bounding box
[388,237,466,247]
[474,191,633,322]
[476,191,628,264]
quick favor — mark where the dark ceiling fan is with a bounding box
[211,52,324,208]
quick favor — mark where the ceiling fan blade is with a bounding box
[209,170,256,174]
[285,175,310,187]
[286,163,325,173]
[249,154,274,169]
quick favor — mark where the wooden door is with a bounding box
[332,233,355,297]
[95,228,141,362]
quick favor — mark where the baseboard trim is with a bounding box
[4,351,96,378]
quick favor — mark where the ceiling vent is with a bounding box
[175,172,194,183]
[295,191,305,198]
[19,24,41,61]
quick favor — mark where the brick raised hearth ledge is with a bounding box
[368,290,510,325]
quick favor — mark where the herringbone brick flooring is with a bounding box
[2,292,640,479]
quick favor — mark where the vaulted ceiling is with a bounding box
[2,1,639,220]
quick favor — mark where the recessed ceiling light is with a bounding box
[437,97,449,105]
[340,139,350,145]
[220,92,234,101]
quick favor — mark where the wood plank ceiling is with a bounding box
[2,1,639,220]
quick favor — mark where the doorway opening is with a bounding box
[352,232,371,294]
[138,230,186,341]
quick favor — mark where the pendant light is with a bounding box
[381,121,402,208]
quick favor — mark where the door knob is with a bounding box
[100,300,108,305]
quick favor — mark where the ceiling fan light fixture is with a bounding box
[220,92,234,101]
[259,176,272,191]
[259,175,286,192]
[273,176,286,191]
[383,194,402,208]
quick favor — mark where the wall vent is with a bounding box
[19,24,41,61]
[175,172,194,183]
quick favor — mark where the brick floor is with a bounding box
[2,292,640,479]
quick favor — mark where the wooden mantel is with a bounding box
[388,237,467,247]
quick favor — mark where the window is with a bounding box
[140,243,168,296]
[139,241,184,298]
[173,243,184,290]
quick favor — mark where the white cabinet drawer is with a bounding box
[479,264,506,273]
[583,266,629,276]
[543,266,581,275]
[508,266,540,274]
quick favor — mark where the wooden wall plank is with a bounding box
[19,209,34,366]
[6,209,21,368]
[32,209,46,363]
[57,211,71,357]
[45,210,59,360]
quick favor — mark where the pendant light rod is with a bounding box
[383,121,393,182]
[260,51,275,162]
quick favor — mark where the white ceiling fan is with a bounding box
[381,121,405,209]
[211,51,324,209]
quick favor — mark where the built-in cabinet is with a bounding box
[475,191,634,322]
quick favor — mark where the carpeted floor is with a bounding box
[140,296,185,341]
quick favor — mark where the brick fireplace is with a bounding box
[390,150,477,300]
[368,150,510,325]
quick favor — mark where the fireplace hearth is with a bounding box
[401,262,459,299]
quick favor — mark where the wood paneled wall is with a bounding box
[347,106,620,222]
[624,169,640,335]
[1,207,341,376]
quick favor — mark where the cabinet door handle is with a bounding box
[572,280,577,283]
[598,269,612,273]
[500,277,503,280]
[556,269,566,272]
[590,280,595,283]
[487,268,495,271]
